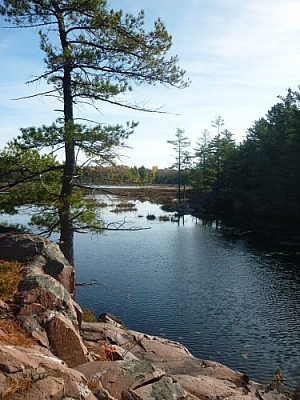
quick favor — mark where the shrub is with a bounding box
[82,308,96,322]
[269,367,285,392]
[146,214,156,220]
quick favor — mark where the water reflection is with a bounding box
[2,199,300,389]
[74,198,300,389]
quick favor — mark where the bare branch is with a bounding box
[105,217,150,231]
[0,165,63,191]
[12,88,58,101]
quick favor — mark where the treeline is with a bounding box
[79,165,179,185]
[190,88,300,218]
[80,88,300,220]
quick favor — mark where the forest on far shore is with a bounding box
[80,88,300,222]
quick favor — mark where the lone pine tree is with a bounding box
[0,0,189,263]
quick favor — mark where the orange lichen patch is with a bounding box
[85,339,121,361]
[87,380,98,390]
[0,320,35,346]
[0,259,25,302]
[103,343,119,361]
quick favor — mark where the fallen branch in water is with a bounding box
[105,217,150,231]
[75,279,112,291]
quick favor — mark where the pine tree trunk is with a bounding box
[59,61,76,265]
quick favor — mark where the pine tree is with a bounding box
[0,1,188,263]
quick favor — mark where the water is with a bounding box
[73,197,300,389]
[2,198,300,389]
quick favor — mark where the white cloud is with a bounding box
[0,1,299,167]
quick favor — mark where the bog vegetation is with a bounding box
[0,1,299,267]
[77,88,300,220]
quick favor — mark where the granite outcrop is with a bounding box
[0,232,289,399]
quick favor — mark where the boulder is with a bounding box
[0,300,10,313]
[0,343,97,400]
[0,234,90,370]
[81,322,194,367]
[0,300,11,320]
[98,312,124,328]
[18,315,49,348]
[0,233,291,400]
[175,374,244,399]
[0,233,75,295]
[80,322,288,400]
[14,255,80,327]
[43,311,90,367]
[122,375,187,400]
[76,359,187,400]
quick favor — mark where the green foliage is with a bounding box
[0,144,61,213]
[0,0,188,105]
[27,191,105,235]
[0,1,188,263]
[192,122,238,195]
[236,88,300,214]
[167,128,192,203]
[189,90,300,218]
[269,367,285,391]
[77,165,177,185]
[13,121,136,164]
[82,308,96,323]
[167,128,191,170]
[0,144,104,235]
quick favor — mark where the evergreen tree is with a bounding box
[0,0,188,263]
[237,88,300,215]
[167,128,191,206]
[211,116,225,198]
[193,129,211,190]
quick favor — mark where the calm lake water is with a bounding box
[2,196,300,389]
[73,196,300,390]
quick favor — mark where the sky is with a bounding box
[0,0,300,168]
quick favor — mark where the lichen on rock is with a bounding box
[0,232,291,400]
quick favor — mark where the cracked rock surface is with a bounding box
[0,233,289,399]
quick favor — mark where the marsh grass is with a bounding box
[158,215,170,221]
[97,201,109,208]
[111,201,137,213]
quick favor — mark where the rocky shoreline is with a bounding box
[0,232,289,399]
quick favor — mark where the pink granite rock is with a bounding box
[0,233,75,295]
[0,233,291,400]
[76,359,187,400]
[0,343,97,399]
[44,312,90,367]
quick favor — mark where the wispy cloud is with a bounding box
[1,1,299,167]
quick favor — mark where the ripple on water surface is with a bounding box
[74,204,300,389]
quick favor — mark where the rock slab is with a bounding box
[0,232,290,400]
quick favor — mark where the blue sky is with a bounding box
[0,0,300,168]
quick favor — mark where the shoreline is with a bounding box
[0,231,290,399]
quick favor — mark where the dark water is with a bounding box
[73,197,300,390]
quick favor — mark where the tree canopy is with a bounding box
[167,128,191,205]
[189,89,300,217]
[0,0,189,263]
